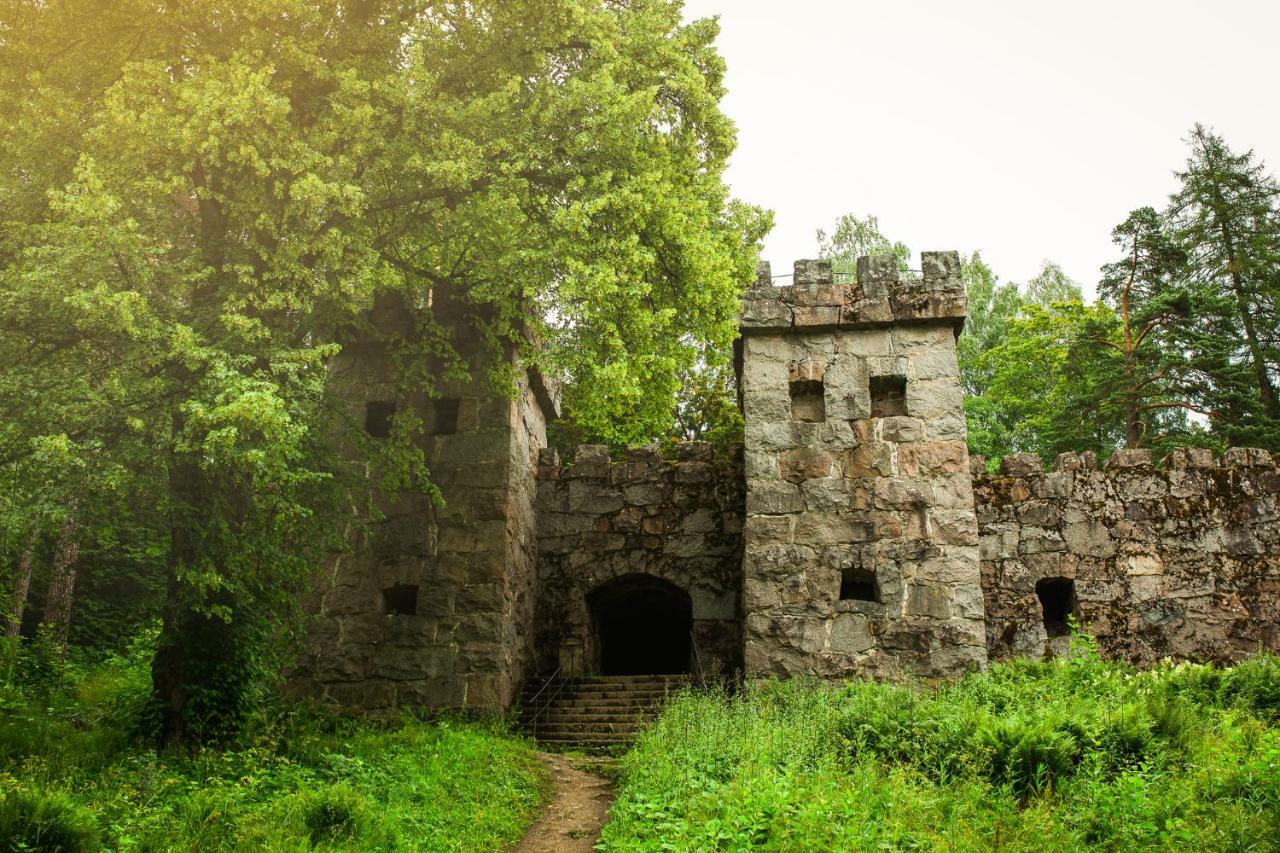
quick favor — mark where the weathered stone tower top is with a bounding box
[741,252,967,335]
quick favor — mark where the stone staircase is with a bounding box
[519,673,692,748]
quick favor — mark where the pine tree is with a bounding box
[1083,207,1206,449]
[1169,125,1280,448]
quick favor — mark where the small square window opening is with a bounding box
[382,584,419,616]
[790,379,826,423]
[365,401,396,438]
[840,567,879,602]
[869,375,907,418]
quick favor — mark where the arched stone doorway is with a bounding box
[588,574,692,675]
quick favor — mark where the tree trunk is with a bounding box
[1125,401,1141,448]
[42,505,81,658]
[152,164,226,748]
[5,525,39,641]
[152,436,204,747]
[1230,273,1276,416]
[1121,252,1141,449]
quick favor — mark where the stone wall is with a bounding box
[292,300,552,710]
[738,254,988,680]
[976,447,1280,664]
[533,442,744,678]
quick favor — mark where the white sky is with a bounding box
[682,0,1280,296]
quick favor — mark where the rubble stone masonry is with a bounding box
[533,442,744,678]
[977,447,1280,664]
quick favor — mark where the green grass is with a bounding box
[0,638,542,851]
[602,640,1280,851]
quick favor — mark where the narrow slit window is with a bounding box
[869,375,907,418]
[1036,577,1076,637]
[790,379,826,423]
[840,567,879,602]
[431,398,461,435]
[382,584,419,616]
[365,401,396,438]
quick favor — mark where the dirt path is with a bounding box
[515,752,614,852]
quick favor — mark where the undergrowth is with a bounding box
[603,639,1280,851]
[0,630,542,851]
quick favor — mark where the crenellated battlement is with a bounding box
[974,446,1278,478]
[740,252,968,334]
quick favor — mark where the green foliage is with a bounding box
[957,252,1023,400]
[1218,654,1280,720]
[601,654,1280,850]
[0,784,102,853]
[299,783,370,846]
[0,637,542,851]
[671,359,744,449]
[0,0,767,743]
[1168,124,1280,449]
[974,712,1079,798]
[977,301,1120,458]
[817,212,911,279]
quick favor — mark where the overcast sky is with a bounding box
[681,0,1280,296]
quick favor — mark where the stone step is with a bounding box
[524,684,677,695]
[518,673,691,748]
[532,726,642,739]
[522,712,655,725]
[525,677,686,687]
[521,702,656,716]
[520,674,690,692]
[561,687,679,698]
[535,732,634,742]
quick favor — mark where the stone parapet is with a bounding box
[975,447,1280,664]
[741,252,967,335]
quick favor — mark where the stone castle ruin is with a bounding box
[293,253,1280,711]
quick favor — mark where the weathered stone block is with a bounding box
[780,447,834,483]
[1001,453,1042,477]
[879,416,925,443]
[748,480,805,515]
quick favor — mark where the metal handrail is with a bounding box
[525,663,561,710]
[527,664,570,736]
[689,630,705,686]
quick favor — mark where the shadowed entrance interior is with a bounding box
[588,574,692,675]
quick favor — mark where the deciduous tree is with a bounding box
[0,0,766,744]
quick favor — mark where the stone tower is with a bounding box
[293,297,558,710]
[738,253,987,679]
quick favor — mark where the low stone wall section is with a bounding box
[976,447,1280,664]
[534,442,744,677]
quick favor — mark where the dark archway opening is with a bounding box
[1036,577,1077,638]
[589,574,692,676]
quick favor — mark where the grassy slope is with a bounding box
[0,643,541,852]
[603,642,1280,851]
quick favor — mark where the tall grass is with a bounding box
[602,646,1280,851]
[0,633,542,851]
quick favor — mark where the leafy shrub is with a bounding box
[0,639,541,852]
[0,784,101,853]
[301,783,368,845]
[1092,703,1156,771]
[974,714,1079,797]
[1145,692,1197,758]
[1219,654,1280,720]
